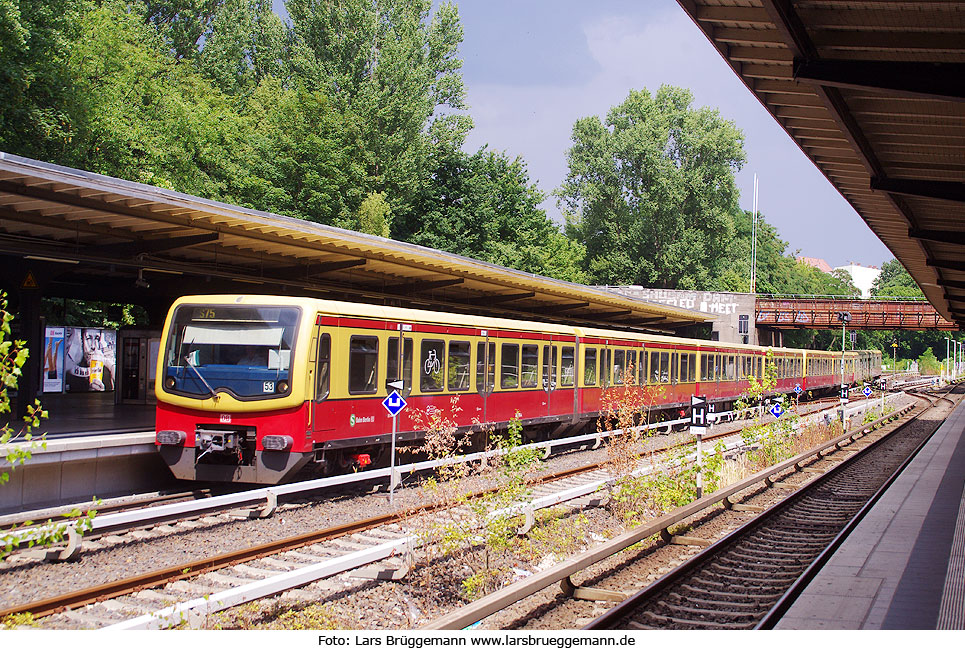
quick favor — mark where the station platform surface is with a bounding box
[776,389,965,629]
[32,392,154,437]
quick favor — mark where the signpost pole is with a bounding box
[390,413,397,506]
[691,396,707,499]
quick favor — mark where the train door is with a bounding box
[476,335,495,423]
[542,338,576,420]
[542,342,557,417]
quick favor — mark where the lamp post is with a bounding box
[891,339,898,372]
[945,337,951,382]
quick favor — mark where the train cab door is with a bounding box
[311,330,335,436]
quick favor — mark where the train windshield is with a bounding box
[162,304,301,399]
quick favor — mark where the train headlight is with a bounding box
[164,376,176,389]
[277,381,289,394]
[157,430,186,445]
[262,435,293,451]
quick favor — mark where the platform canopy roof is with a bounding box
[678,0,965,327]
[0,151,712,332]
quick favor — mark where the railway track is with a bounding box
[0,392,854,560]
[583,388,955,630]
[9,459,644,629]
[0,392,902,628]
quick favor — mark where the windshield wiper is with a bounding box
[184,353,217,398]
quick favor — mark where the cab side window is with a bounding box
[316,334,330,400]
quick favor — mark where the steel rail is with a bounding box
[420,399,917,630]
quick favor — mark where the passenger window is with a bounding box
[501,343,519,388]
[315,333,330,400]
[476,342,495,392]
[613,350,625,385]
[560,346,575,387]
[627,350,637,383]
[601,348,612,386]
[584,348,597,385]
[521,344,539,388]
[542,345,558,389]
[448,341,471,391]
[386,337,413,394]
[349,335,378,394]
[700,353,713,382]
[670,352,679,384]
[420,339,445,392]
[659,352,670,383]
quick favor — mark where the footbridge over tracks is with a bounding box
[755,296,959,331]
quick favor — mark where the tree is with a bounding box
[559,86,745,288]
[394,146,586,283]
[198,0,288,98]
[358,190,391,238]
[0,0,84,161]
[871,259,924,298]
[287,0,469,224]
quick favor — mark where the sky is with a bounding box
[448,0,895,270]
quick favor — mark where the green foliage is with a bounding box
[0,290,46,484]
[559,85,745,288]
[918,347,941,375]
[396,146,586,282]
[1,290,98,559]
[872,259,924,298]
[357,191,392,238]
[0,611,37,629]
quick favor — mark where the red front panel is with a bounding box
[156,401,313,452]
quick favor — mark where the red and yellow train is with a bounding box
[155,295,882,483]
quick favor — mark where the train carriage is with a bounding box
[155,295,881,484]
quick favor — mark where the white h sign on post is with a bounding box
[692,395,707,498]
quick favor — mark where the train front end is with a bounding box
[154,296,315,484]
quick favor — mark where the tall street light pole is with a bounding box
[945,337,951,382]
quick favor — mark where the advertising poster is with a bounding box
[43,327,65,393]
[64,327,117,392]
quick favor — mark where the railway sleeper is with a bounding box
[682,582,784,601]
[635,613,750,629]
[707,562,799,581]
[654,600,764,622]
[731,541,822,559]
[716,553,810,573]
[667,590,761,607]
[722,552,813,572]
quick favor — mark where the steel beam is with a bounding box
[794,59,965,102]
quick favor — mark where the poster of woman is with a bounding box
[64,327,116,392]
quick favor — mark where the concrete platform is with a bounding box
[1,394,166,512]
[777,389,965,629]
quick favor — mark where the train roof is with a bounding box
[169,295,879,358]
